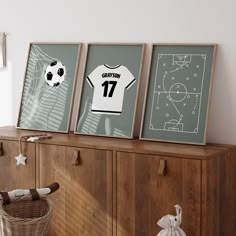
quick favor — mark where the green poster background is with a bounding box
[18,43,80,132]
[141,45,215,144]
[76,44,144,138]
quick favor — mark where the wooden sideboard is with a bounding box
[0,126,235,236]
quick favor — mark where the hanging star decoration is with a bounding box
[15,135,27,166]
[15,134,52,166]
[15,153,27,166]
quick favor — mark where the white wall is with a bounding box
[0,0,235,144]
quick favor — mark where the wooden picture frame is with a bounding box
[74,43,145,139]
[0,33,6,67]
[140,44,217,145]
[17,42,81,133]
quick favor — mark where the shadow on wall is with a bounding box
[0,61,13,126]
[207,45,235,144]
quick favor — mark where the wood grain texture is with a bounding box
[0,127,235,236]
[201,157,220,236]
[201,148,236,236]
[38,144,113,236]
[0,139,36,191]
[112,151,117,236]
[218,148,236,236]
[117,152,201,236]
[0,126,228,160]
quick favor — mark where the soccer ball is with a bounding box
[44,61,66,87]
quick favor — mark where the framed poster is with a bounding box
[75,43,145,138]
[0,33,6,67]
[140,44,217,145]
[17,43,81,133]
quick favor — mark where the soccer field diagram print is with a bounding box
[140,44,217,145]
[17,43,81,133]
[75,43,145,139]
[150,54,206,133]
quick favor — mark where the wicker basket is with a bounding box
[0,195,53,236]
[0,184,59,236]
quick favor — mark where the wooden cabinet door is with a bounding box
[116,152,201,236]
[0,139,36,191]
[38,144,113,236]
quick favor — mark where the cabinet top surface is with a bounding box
[0,126,234,160]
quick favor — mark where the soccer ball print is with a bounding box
[45,61,66,87]
[17,43,81,132]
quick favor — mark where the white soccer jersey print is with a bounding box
[87,64,136,115]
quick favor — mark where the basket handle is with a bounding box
[29,189,40,201]
[45,182,60,194]
[0,192,10,205]
[0,182,60,204]
[0,190,40,205]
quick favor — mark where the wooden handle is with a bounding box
[29,189,40,201]
[0,192,11,205]
[158,159,167,176]
[72,150,81,166]
[0,142,3,156]
[45,182,60,194]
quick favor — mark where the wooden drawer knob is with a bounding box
[158,159,167,176]
[72,150,81,166]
